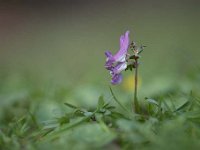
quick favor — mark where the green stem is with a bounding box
[134,59,139,113]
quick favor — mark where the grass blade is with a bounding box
[109,87,130,114]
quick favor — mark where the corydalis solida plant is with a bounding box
[104,31,145,113]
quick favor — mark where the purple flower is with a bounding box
[105,31,130,84]
[111,74,122,85]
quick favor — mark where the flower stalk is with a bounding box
[134,58,139,113]
[130,41,141,113]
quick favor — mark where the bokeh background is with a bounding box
[0,0,200,100]
[1,1,200,149]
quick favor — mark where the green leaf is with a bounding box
[57,115,70,126]
[145,97,159,106]
[83,111,93,117]
[129,55,135,59]
[174,101,190,112]
[110,111,127,119]
[98,95,105,109]
[125,64,134,71]
[44,117,90,140]
[102,102,110,109]
[105,106,116,110]
[162,100,172,112]
[64,102,78,109]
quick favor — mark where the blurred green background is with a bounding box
[1,1,200,149]
[0,0,200,97]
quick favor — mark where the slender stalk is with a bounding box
[134,59,139,113]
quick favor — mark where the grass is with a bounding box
[0,68,200,150]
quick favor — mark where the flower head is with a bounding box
[105,31,130,84]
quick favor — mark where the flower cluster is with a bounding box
[104,31,144,85]
[104,31,130,84]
